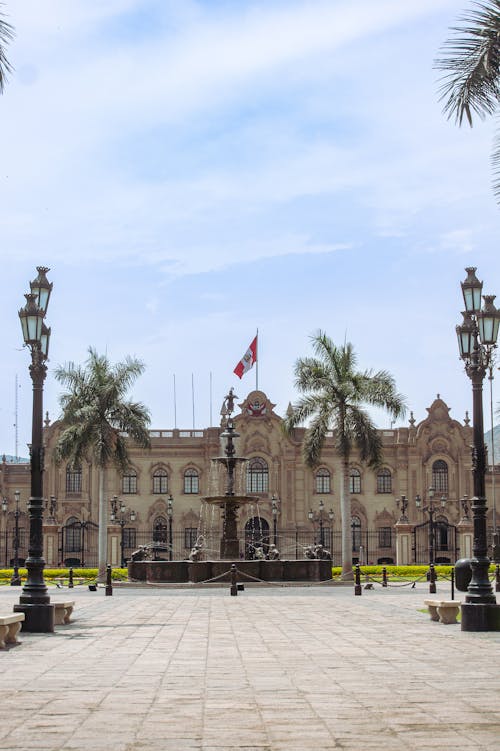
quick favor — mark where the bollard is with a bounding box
[451,567,455,601]
[105,564,113,596]
[496,564,500,593]
[354,564,362,596]
[382,566,388,588]
[230,563,238,596]
[68,567,74,589]
[429,563,436,594]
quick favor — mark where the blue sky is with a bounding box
[1,0,499,457]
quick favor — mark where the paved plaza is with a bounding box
[1,580,500,751]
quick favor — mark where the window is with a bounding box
[65,516,81,553]
[153,516,168,543]
[247,458,269,493]
[378,527,392,548]
[315,468,331,494]
[184,527,198,549]
[153,469,168,495]
[376,469,392,494]
[349,469,361,494]
[122,470,137,494]
[436,515,449,551]
[123,528,137,550]
[351,515,361,552]
[66,465,82,493]
[184,469,199,494]
[432,460,448,494]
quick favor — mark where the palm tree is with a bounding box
[55,348,151,580]
[283,331,406,578]
[0,4,14,94]
[435,1,500,201]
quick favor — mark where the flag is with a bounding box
[234,335,257,379]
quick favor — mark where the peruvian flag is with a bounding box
[234,335,257,379]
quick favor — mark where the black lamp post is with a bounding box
[110,495,137,567]
[10,490,22,586]
[308,501,334,548]
[14,267,54,632]
[167,494,173,561]
[456,266,500,631]
[415,488,447,568]
[271,494,279,547]
[2,497,7,566]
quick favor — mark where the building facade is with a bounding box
[1,390,498,568]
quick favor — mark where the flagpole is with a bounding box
[192,373,195,429]
[173,374,177,429]
[209,371,213,427]
[255,328,259,391]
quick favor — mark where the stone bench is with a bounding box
[54,601,75,625]
[0,613,25,648]
[424,599,461,625]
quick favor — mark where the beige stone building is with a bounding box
[1,389,498,568]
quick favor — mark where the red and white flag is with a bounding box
[234,335,257,379]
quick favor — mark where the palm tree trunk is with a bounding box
[340,457,353,580]
[97,469,107,582]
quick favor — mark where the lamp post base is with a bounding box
[461,602,500,632]
[13,603,55,633]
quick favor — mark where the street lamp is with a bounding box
[14,267,54,632]
[416,488,447,589]
[456,267,500,630]
[167,494,173,561]
[396,495,409,522]
[271,494,279,547]
[2,497,7,567]
[308,501,334,548]
[110,496,137,567]
[10,490,22,586]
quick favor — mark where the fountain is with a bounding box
[128,389,333,584]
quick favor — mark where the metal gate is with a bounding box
[413,519,458,564]
[59,520,99,567]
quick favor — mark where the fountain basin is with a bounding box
[128,559,333,583]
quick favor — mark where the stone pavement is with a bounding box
[1,580,500,751]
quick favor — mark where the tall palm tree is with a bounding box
[283,331,406,578]
[0,4,14,94]
[435,1,500,201]
[55,348,151,579]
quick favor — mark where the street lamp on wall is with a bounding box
[167,494,173,561]
[456,267,500,631]
[14,267,54,632]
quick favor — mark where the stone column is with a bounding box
[457,516,474,560]
[395,521,414,566]
[42,523,59,567]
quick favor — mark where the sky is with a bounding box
[1,0,500,458]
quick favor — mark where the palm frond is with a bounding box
[347,408,383,467]
[0,6,14,94]
[435,1,500,125]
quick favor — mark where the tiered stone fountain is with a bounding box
[128,389,332,584]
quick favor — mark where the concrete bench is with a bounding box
[54,601,75,625]
[424,599,461,624]
[0,613,25,648]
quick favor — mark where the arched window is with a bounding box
[184,468,199,494]
[349,468,361,494]
[153,469,168,495]
[376,468,392,494]
[247,458,269,493]
[432,460,448,494]
[66,465,82,493]
[65,516,81,553]
[315,468,331,494]
[122,470,137,494]
[351,515,361,552]
[153,516,168,543]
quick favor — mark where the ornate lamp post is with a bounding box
[456,267,500,630]
[271,494,279,547]
[110,496,137,567]
[2,496,7,566]
[308,501,334,548]
[415,488,447,568]
[10,490,22,586]
[167,494,173,561]
[14,267,54,632]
